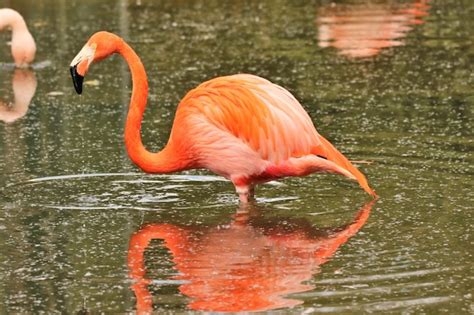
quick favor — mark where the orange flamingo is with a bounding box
[128,200,375,312]
[0,69,37,123]
[70,32,376,202]
[0,8,36,67]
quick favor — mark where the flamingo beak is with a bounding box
[70,43,96,95]
[70,65,83,94]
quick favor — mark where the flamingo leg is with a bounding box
[249,185,255,200]
[238,191,250,203]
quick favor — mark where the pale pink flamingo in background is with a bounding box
[70,31,376,202]
[317,0,430,58]
[0,8,36,67]
[0,69,36,123]
[128,200,375,312]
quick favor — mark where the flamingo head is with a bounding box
[70,31,122,94]
[11,30,36,68]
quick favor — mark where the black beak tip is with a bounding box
[70,65,84,95]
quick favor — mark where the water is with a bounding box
[0,0,472,313]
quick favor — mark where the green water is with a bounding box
[0,0,472,313]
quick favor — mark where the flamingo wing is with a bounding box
[180,74,318,162]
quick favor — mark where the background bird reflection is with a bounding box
[0,68,36,123]
[128,200,375,313]
[317,0,431,58]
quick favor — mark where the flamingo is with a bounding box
[70,31,376,202]
[0,8,36,67]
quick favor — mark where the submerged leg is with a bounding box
[249,185,255,200]
[233,182,252,203]
[231,174,258,203]
[236,185,256,203]
[231,176,254,203]
[237,186,250,203]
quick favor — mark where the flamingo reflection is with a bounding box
[0,69,36,123]
[317,0,430,58]
[128,200,375,313]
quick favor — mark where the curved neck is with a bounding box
[116,39,188,173]
[0,9,28,32]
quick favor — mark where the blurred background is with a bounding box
[0,0,472,313]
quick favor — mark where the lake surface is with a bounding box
[0,0,472,313]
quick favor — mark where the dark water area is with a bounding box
[0,0,472,313]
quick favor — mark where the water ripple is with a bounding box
[308,296,453,313]
[315,267,458,284]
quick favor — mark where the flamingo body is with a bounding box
[173,74,373,195]
[70,32,376,202]
[0,8,36,67]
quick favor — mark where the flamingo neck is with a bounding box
[117,39,188,173]
[0,9,27,31]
